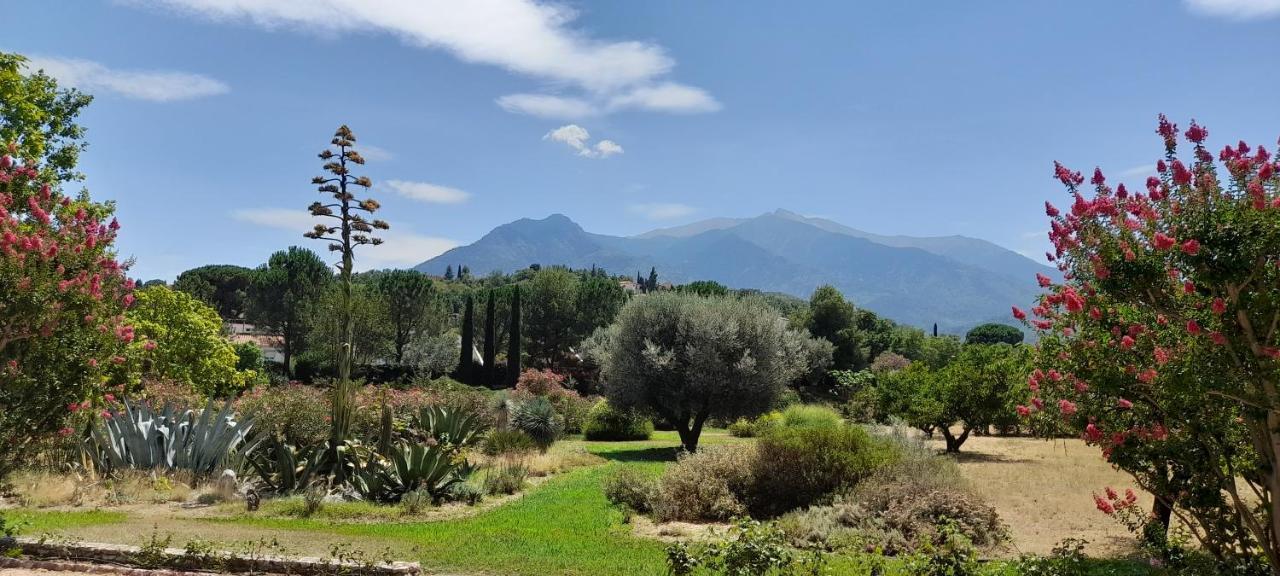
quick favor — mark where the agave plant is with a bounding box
[410,405,487,450]
[246,436,327,494]
[350,442,464,503]
[88,400,256,477]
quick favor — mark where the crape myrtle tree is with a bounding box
[1017,116,1280,571]
[0,53,138,478]
[302,125,388,481]
[601,292,823,452]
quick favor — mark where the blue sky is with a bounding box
[6,0,1280,280]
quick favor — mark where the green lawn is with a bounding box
[11,430,1155,576]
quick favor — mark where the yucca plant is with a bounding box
[410,405,487,450]
[510,397,561,452]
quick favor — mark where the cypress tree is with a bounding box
[483,289,497,388]
[445,265,453,280]
[458,293,474,383]
[647,267,658,292]
[506,284,522,388]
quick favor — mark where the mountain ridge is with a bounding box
[415,210,1051,333]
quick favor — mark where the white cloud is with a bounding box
[594,139,624,158]
[1185,0,1280,18]
[131,0,717,117]
[607,82,721,114]
[628,203,695,220]
[357,229,458,270]
[496,94,599,119]
[359,144,395,162]
[232,207,455,270]
[384,180,471,204]
[1117,164,1156,179]
[543,124,624,158]
[24,55,228,102]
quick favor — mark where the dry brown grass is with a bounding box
[927,433,1145,557]
[5,469,198,509]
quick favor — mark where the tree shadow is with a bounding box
[946,450,1033,464]
[593,446,682,463]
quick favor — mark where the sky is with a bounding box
[5,0,1280,281]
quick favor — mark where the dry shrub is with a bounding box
[603,466,658,513]
[750,424,897,517]
[653,445,758,522]
[778,437,1005,555]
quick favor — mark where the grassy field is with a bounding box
[9,430,1156,575]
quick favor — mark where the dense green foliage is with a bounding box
[128,286,251,396]
[172,265,254,320]
[880,343,1028,452]
[247,247,331,376]
[964,323,1025,345]
[582,399,653,441]
[600,293,824,452]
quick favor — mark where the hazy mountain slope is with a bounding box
[415,212,1041,332]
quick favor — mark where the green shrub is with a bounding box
[780,404,842,429]
[583,400,653,441]
[750,424,896,516]
[666,518,828,576]
[728,411,782,438]
[603,466,658,513]
[441,481,484,505]
[483,429,537,455]
[653,445,758,522]
[727,418,756,438]
[510,396,562,451]
[400,489,432,514]
[555,392,596,435]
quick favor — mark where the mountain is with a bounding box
[415,210,1054,333]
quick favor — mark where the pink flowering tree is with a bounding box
[1017,115,1280,570]
[0,95,138,479]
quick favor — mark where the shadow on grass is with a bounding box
[946,450,1033,464]
[593,446,682,463]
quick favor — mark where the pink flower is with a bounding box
[1094,494,1116,515]
[1085,423,1104,443]
[1210,331,1228,346]
[1154,232,1176,250]
[1181,239,1200,255]
[1185,120,1209,144]
[1058,399,1078,416]
[1187,320,1202,334]
[104,394,116,403]
[1016,405,1031,417]
[1184,280,1196,294]
[1212,298,1226,315]
[1045,201,1060,217]
[1154,347,1170,365]
[58,427,74,437]
[1117,398,1133,410]
[1031,397,1045,410]
[1036,273,1053,287]
[1138,368,1158,384]
[143,340,157,351]
[1012,306,1027,320]
[1120,335,1135,350]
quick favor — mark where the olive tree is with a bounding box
[600,293,817,452]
